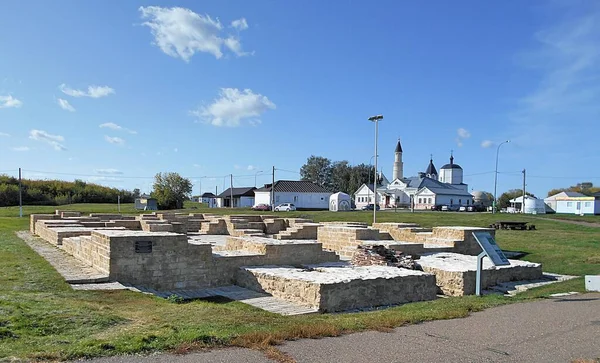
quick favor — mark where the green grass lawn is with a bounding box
[0,204,598,360]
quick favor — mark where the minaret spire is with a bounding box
[392,138,404,180]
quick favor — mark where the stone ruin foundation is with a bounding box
[25,210,545,313]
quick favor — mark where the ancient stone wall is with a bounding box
[317,225,380,255]
[30,214,60,234]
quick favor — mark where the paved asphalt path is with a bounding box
[83,293,600,363]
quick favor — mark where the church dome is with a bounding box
[471,191,489,202]
[440,154,462,170]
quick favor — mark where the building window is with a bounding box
[418,198,422,204]
[428,198,432,204]
[450,199,453,205]
[585,202,591,207]
[276,196,280,202]
[293,196,298,202]
[467,200,470,205]
[459,199,462,205]
[567,202,572,207]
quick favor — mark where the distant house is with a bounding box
[135,194,158,210]
[200,192,217,208]
[254,180,332,210]
[545,191,600,215]
[544,191,586,212]
[216,187,256,208]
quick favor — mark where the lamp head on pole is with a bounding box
[368,115,383,122]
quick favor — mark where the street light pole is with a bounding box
[368,115,383,225]
[367,154,378,209]
[493,140,510,214]
[254,170,264,187]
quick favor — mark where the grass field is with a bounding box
[0,204,598,361]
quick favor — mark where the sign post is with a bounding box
[472,231,511,296]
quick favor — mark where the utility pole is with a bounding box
[118,195,121,213]
[230,174,234,208]
[271,166,275,211]
[18,167,22,218]
[522,169,526,214]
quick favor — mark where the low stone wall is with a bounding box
[263,218,287,234]
[236,264,437,312]
[62,235,110,274]
[317,225,381,255]
[418,252,543,296]
[30,214,61,234]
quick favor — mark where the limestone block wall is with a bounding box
[89,213,129,221]
[236,266,437,312]
[62,235,111,274]
[107,220,142,230]
[30,214,60,234]
[317,225,381,254]
[263,218,287,234]
[418,253,542,296]
[104,231,215,290]
[431,227,495,255]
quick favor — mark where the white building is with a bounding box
[216,187,256,208]
[254,180,331,210]
[509,195,546,214]
[545,192,600,215]
[329,192,352,211]
[354,140,472,210]
[544,191,586,212]
[200,192,217,208]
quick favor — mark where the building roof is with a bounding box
[402,176,472,197]
[440,154,462,170]
[395,139,403,153]
[545,191,587,199]
[425,158,438,176]
[216,187,256,198]
[201,192,216,198]
[255,180,331,193]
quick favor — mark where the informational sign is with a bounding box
[135,240,153,254]
[472,231,510,266]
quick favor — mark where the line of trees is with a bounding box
[299,155,377,195]
[547,182,599,197]
[0,175,137,207]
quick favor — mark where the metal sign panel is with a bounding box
[472,231,510,266]
[135,240,153,254]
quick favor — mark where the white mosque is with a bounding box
[354,140,474,210]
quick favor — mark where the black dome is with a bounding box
[440,163,462,170]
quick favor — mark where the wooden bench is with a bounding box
[489,221,535,231]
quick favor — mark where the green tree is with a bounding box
[152,172,193,210]
[547,182,600,197]
[132,188,141,199]
[330,161,352,193]
[300,156,332,188]
[498,189,535,209]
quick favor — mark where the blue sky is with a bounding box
[0,0,598,197]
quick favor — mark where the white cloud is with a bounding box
[99,122,137,134]
[481,140,494,148]
[192,88,276,127]
[231,18,248,31]
[12,146,29,151]
[234,164,241,170]
[457,128,471,139]
[193,163,201,168]
[57,98,75,112]
[60,84,115,98]
[29,129,66,151]
[510,3,600,146]
[104,136,125,145]
[139,6,251,62]
[0,132,10,137]
[247,165,256,171]
[0,95,23,109]
[95,168,123,175]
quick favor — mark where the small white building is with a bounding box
[329,192,352,211]
[551,194,600,215]
[200,192,217,208]
[509,195,546,214]
[216,187,256,208]
[254,180,331,210]
[544,191,586,212]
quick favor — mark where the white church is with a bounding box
[354,140,474,210]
